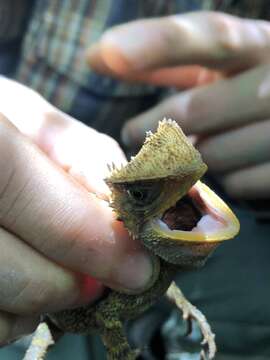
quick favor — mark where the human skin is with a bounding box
[87,11,270,199]
[0,77,153,345]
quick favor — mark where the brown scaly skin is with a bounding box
[24,119,240,360]
[49,260,175,360]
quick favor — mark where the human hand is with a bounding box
[87,11,270,200]
[0,77,153,345]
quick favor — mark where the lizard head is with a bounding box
[106,119,240,269]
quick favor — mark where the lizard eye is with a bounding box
[127,189,149,203]
[126,183,161,206]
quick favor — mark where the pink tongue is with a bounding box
[192,214,224,233]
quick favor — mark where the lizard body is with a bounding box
[24,119,240,360]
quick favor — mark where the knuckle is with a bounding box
[216,18,242,55]
[205,11,242,55]
[160,18,183,50]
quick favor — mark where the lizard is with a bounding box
[23,119,240,360]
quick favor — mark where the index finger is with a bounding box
[87,12,270,80]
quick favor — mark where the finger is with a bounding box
[87,12,270,76]
[0,77,126,196]
[88,45,222,88]
[121,63,270,147]
[0,227,102,315]
[36,112,127,197]
[0,115,153,293]
[197,119,270,173]
[0,312,39,346]
[129,66,222,88]
[222,162,270,199]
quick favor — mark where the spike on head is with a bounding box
[108,119,207,183]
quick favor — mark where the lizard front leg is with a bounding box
[23,317,64,360]
[23,322,54,360]
[166,281,216,360]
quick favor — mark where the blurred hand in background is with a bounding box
[88,11,270,200]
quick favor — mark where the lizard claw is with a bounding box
[200,338,213,360]
[200,349,207,360]
[166,282,216,360]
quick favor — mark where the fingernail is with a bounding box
[113,252,158,293]
[86,44,114,75]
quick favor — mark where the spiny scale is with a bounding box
[107,119,207,183]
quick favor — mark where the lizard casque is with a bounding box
[24,119,240,360]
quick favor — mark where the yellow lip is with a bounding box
[150,180,240,243]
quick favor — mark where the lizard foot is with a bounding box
[166,281,216,360]
[23,318,63,360]
[22,322,54,360]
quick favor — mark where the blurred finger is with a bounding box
[0,115,153,293]
[130,66,222,88]
[121,63,270,147]
[88,44,222,88]
[87,12,270,76]
[0,77,126,196]
[0,312,39,346]
[197,119,270,173]
[222,162,270,199]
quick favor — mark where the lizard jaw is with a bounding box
[149,181,240,243]
[140,180,239,267]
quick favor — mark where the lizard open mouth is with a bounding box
[140,180,239,267]
[152,181,240,243]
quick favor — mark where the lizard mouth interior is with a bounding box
[161,194,203,232]
[152,181,240,242]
